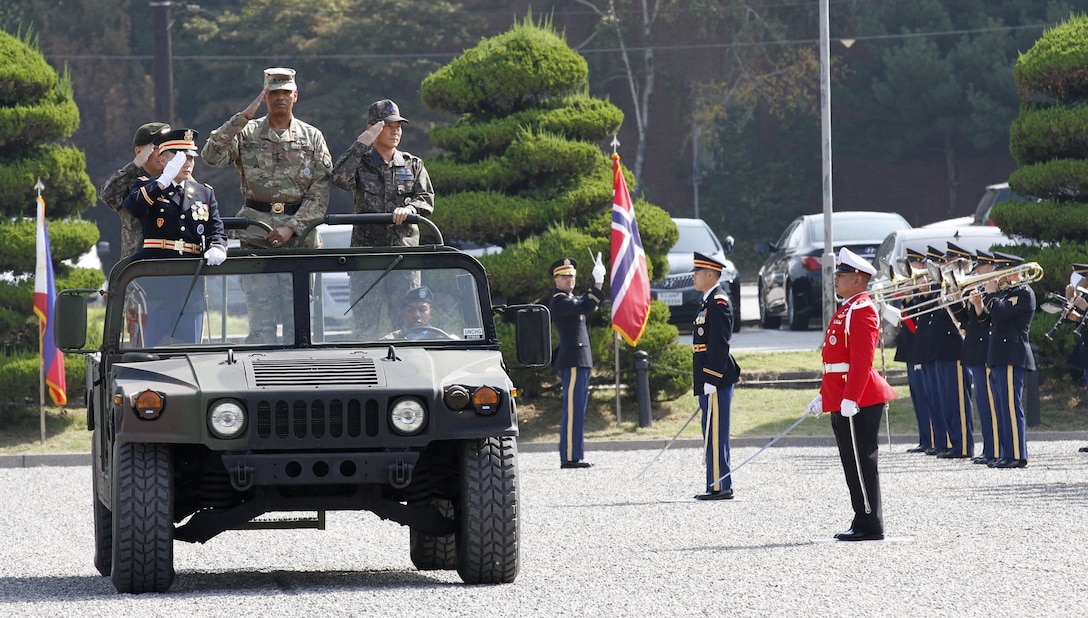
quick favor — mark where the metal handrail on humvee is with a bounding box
[55,214,550,594]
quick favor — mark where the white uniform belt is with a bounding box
[823,362,850,373]
[143,239,201,254]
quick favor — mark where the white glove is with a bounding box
[703,383,717,396]
[203,245,227,266]
[133,143,155,168]
[840,399,858,418]
[358,121,384,146]
[156,151,185,188]
[807,394,823,417]
[592,251,606,285]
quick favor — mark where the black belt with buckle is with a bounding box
[245,198,302,215]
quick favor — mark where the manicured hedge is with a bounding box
[0,352,86,405]
[990,199,1088,244]
[0,218,101,274]
[0,30,56,107]
[1014,15,1088,101]
[0,87,80,148]
[1009,102,1088,166]
[1009,159,1088,202]
[0,145,97,219]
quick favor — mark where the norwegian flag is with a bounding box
[610,153,650,346]
[34,195,67,406]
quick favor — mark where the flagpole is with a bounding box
[35,178,46,445]
[614,332,621,423]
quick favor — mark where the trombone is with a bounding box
[898,261,1044,321]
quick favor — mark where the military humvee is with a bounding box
[55,214,550,594]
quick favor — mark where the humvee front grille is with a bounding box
[254,398,381,441]
[251,358,379,388]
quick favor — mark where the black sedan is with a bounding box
[650,218,741,332]
[755,211,910,330]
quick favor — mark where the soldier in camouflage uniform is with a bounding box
[332,99,434,336]
[201,67,333,344]
[98,122,171,259]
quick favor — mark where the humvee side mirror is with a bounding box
[55,289,93,352]
[515,305,551,367]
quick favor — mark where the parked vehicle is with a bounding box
[54,214,549,593]
[756,211,910,330]
[871,225,1015,286]
[649,218,741,332]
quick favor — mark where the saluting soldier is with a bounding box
[201,67,332,343]
[122,129,227,346]
[985,251,1036,468]
[98,122,171,260]
[691,252,741,500]
[810,248,897,541]
[549,255,606,469]
[964,250,998,464]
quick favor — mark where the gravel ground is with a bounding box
[2,438,1088,616]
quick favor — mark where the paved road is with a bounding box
[4,442,1088,615]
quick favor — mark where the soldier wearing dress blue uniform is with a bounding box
[936,242,975,459]
[964,250,998,464]
[122,128,227,346]
[691,252,741,500]
[809,248,897,541]
[549,256,606,469]
[1062,264,1088,453]
[984,251,1036,468]
[898,247,932,453]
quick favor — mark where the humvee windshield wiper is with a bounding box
[344,254,404,316]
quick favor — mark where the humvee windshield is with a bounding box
[114,256,488,349]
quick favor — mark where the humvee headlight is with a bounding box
[209,399,247,439]
[134,390,165,419]
[390,397,427,435]
[472,386,501,416]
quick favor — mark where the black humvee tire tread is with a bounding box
[455,436,519,584]
[92,440,113,577]
[111,442,175,594]
[409,498,457,570]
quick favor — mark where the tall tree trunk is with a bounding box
[944,130,958,216]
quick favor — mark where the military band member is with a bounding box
[810,248,897,540]
[984,251,1036,468]
[691,252,741,500]
[1063,264,1088,453]
[549,256,605,469]
[935,242,974,459]
[98,122,171,260]
[899,247,931,453]
[964,250,998,464]
[122,129,227,346]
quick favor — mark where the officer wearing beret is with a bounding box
[333,99,435,338]
[202,67,333,344]
[98,121,171,259]
[984,251,1036,468]
[122,129,227,346]
[549,255,606,469]
[898,247,932,453]
[809,248,897,541]
[1063,264,1088,453]
[691,252,741,500]
[964,250,998,464]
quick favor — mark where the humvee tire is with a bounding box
[456,436,518,584]
[111,442,175,594]
[92,440,113,577]
[409,498,457,570]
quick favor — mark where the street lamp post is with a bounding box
[151,1,174,124]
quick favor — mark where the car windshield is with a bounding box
[114,259,487,349]
[675,222,721,254]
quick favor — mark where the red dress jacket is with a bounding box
[820,291,898,411]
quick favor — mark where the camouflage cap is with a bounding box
[133,122,170,147]
[367,99,409,125]
[264,67,297,91]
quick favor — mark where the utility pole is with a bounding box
[151,1,174,124]
[819,0,835,331]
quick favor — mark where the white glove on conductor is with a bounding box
[703,383,717,396]
[592,251,606,285]
[807,394,823,417]
[840,399,859,418]
[204,245,227,266]
[358,121,384,146]
[156,151,185,189]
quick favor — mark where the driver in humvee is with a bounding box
[382,285,455,340]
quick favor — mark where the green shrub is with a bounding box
[0,88,80,149]
[1014,14,1088,101]
[0,218,101,274]
[0,352,85,405]
[0,145,96,219]
[1009,102,1088,166]
[1009,159,1088,201]
[431,191,544,246]
[991,199,1088,244]
[0,29,56,107]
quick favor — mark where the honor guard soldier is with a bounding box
[936,242,974,459]
[964,250,998,464]
[984,251,1036,468]
[122,128,227,346]
[1064,264,1088,453]
[98,121,171,259]
[691,252,741,500]
[899,247,931,453]
[809,248,897,540]
[549,255,606,469]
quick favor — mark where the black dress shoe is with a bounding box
[906,445,928,453]
[924,448,938,456]
[987,458,1009,468]
[937,450,970,459]
[560,460,593,469]
[972,456,994,465]
[694,489,734,501]
[834,528,884,542]
[991,458,1027,468]
[1079,446,1088,453]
